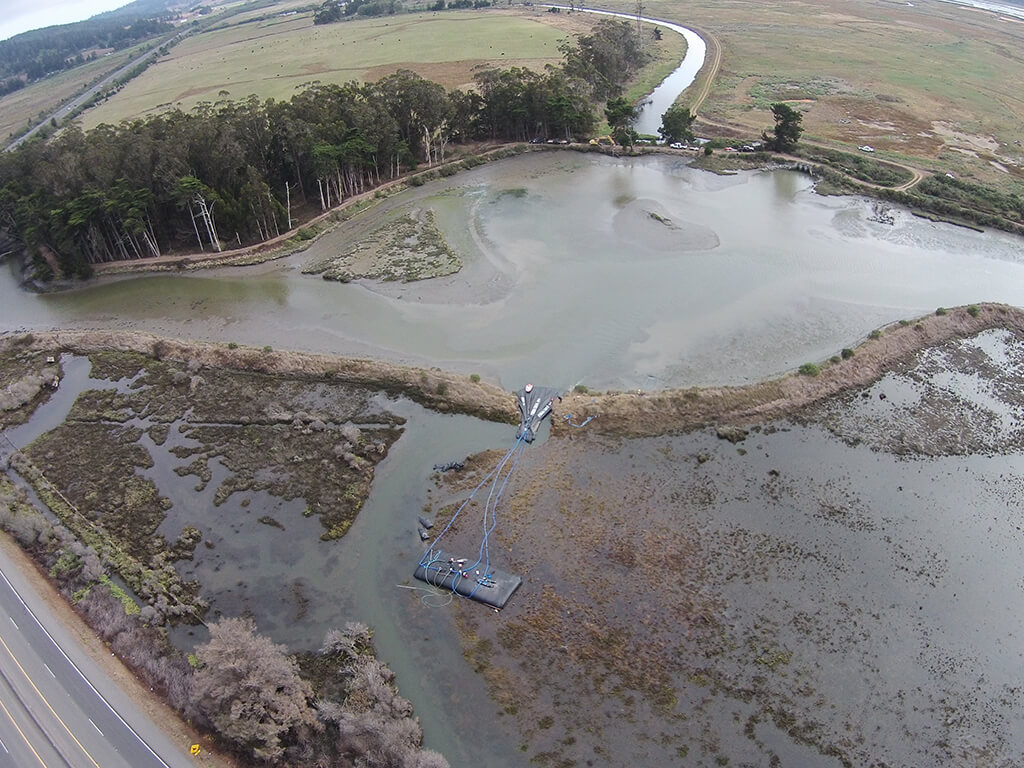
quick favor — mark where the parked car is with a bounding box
[859,145,875,152]
[669,142,684,149]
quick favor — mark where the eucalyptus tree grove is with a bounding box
[0,19,647,279]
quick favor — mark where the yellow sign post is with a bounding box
[190,744,202,756]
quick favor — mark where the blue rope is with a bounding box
[418,434,524,571]
[418,432,530,600]
[564,414,595,428]
[467,440,525,598]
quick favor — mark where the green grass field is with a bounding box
[0,41,150,141]
[80,8,589,128]
[618,0,1024,191]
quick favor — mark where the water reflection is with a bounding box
[2,153,1023,392]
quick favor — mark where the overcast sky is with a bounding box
[0,0,129,42]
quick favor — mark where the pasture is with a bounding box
[0,42,148,142]
[79,8,595,128]
[625,0,1024,190]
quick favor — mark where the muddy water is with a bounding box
[158,401,524,766]
[5,150,1024,763]
[443,330,1024,764]
[15,344,1023,764]
[3,153,1024,392]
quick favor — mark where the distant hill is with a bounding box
[0,1,188,95]
[95,0,198,20]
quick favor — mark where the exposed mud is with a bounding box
[0,330,519,426]
[427,323,1024,766]
[303,207,462,283]
[0,336,60,429]
[556,303,1024,438]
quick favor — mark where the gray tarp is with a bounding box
[414,550,521,609]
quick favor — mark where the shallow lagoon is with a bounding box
[3,152,1024,391]
[5,153,1024,765]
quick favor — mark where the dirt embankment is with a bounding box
[0,330,519,426]
[555,303,1024,438]
[7,304,1022,437]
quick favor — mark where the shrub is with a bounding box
[967,304,979,317]
[798,362,820,376]
[262,345,272,353]
[935,307,947,316]
[703,146,713,156]
[294,226,317,241]
[841,348,854,359]
[868,329,882,339]
[192,618,315,762]
[435,381,448,396]
[830,355,840,364]
[469,373,481,383]
[227,342,239,349]
[573,384,589,394]
[408,174,426,187]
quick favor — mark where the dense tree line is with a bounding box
[0,19,646,280]
[315,0,406,22]
[0,17,173,84]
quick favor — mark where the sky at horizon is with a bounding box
[0,0,130,43]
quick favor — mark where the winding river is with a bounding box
[555,5,707,135]
[4,13,1024,766]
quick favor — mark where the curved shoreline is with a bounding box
[553,302,1024,437]
[0,329,519,426]
[80,8,708,282]
[5,303,1021,440]
[552,6,707,135]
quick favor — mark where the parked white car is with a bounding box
[859,145,875,153]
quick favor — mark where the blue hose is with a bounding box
[564,414,595,428]
[419,432,528,600]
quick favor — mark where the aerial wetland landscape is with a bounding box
[2,0,1024,767]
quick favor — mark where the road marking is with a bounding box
[0,734,7,752]
[0,693,46,766]
[89,718,102,736]
[8,617,16,629]
[0,567,173,767]
[0,632,101,768]
[43,663,55,678]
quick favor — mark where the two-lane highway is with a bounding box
[0,554,193,768]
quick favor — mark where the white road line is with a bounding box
[0,567,172,768]
[43,663,55,678]
[8,617,16,629]
[0,734,7,753]
[89,718,103,736]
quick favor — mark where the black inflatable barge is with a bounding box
[413,551,522,609]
